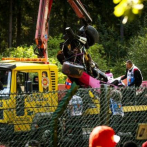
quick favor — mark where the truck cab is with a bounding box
[0,59,58,141]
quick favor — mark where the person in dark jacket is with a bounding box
[121,60,143,87]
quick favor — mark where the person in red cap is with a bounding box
[142,141,147,147]
[89,126,120,147]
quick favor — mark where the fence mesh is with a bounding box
[0,91,60,147]
[56,85,147,147]
[0,85,146,147]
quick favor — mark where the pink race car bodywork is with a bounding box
[78,72,147,88]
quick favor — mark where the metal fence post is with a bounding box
[50,82,78,147]
[100,84,110,126]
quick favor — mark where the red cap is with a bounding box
[142,141,147,147]
[89,126,120,147]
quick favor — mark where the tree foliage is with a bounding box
[88,44,108,70]
[0,0,147,81]
[113,0,144,23]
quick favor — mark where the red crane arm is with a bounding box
[67,0,92,23]
[35,0,53,63]
[35,0,91,63]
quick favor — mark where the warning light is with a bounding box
[2,57,47,62]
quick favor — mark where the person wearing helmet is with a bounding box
[89,126,120,147]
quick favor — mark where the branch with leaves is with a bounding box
[113,0,144,23]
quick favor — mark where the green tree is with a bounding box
[128,27,147,79]
[88,44,108,70]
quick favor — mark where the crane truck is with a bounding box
[0,0,93,144]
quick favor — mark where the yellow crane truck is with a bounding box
[0,60,58,141]
[0,0,91,142]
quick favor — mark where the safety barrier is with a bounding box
[0,84,146,146]
[54,85,147,147]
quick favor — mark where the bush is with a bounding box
[1,36,66,84]
[48,35,66,83]
[88,43,108,71]
[2,45,37,58]
[48,35,63,59]
[110,59,126,78]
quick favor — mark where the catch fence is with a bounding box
[0,83,146,147]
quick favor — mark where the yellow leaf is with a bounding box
[133,4,144,10]
[132,8,139,14]
[113,0,121,4]
[114,4,125,17]
[133,0,139,4]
